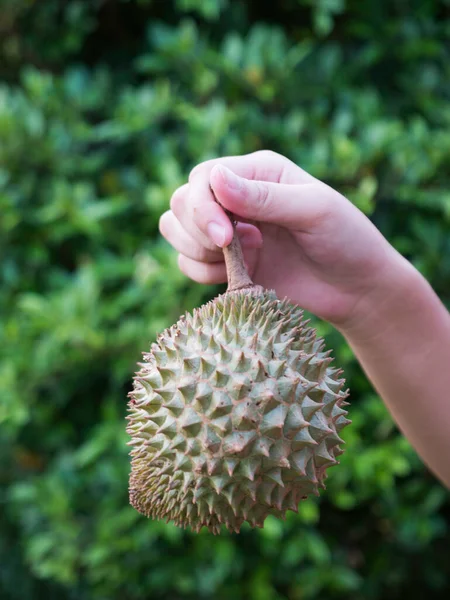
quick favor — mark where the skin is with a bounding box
[159,150,450,488]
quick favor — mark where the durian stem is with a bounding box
[223,221,255,292]
[210,186,259,293]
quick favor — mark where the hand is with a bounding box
[159,150,402,329]
[161,151,450,486]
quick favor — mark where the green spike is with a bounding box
[183,356,201,375]
[181,472,195,494]
[177,381,197,403]
[277,377,297,401]
[260,405,288,438]
[218,345,233,363]
[265,468,284,487]
[222,323,233,344]
[335,415,352,431]
[241,480,258,502]
[256,390,278,415]
[210,476,227,495]
[243,306,258,334]
[226,308,238,330]
[162,393,185,417]
[157,444,176,461]
[305,457,318,485]
[326,431,345,448]
[192,458,206,477]
[284,404,308,437]
[173,454,192,472]
[268,360,286,378]
[210,415,232,435]
[301,396,324,420]
[331,404,348,419]
[314,440,337,467]
[152,349,168,365]
[195,382,213,412]
[200,358,216,378]
[272,484,289,510]
[259,313,274,338]
[152,386,175,403]
[309,412,333,442]
[213,312,224,332]
[257,481,276,505]
[186,437,201,456]
[233,328,242,346]
[231,400,259,431]
[211,369,229,388]
[256,338,273,360]
[203,426,221,453]
[157,367,179,385]
[206,335,220,353]
[273,339,294,358]
[269,321,286,343]
[148,409,167,427]
[248,331,259,350]
[135,377,157,394]
[286,349,304,368]
[252,360,267,382]
[292,427,318,449]
[204,493,216,515]
[180,408,202,437]
[283,491,299,513]
[222,431,256,455]
[209,391,233,418]
[221,483,237,505]
[240,457,261,481]
[206,457,221,476]
[170,434,186,451]
[290,448,310,475]
[148,436,170,455]
[165,346,178,362]
[252,437,272,458]
[233,351,252,373]
[196,498,210,520]
[157,417,178,437]
[229,378,250,401]
[224,458,239,477]
[197,330,210,348]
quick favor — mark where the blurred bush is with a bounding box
[1,0,449,598]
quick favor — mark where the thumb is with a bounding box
[210,164,326,229]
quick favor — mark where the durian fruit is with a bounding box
[127,212,350,534]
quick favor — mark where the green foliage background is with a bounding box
[1,0,450,598]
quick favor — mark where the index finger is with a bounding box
[187,151,292,247]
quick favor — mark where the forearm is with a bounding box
[338,254,450,487]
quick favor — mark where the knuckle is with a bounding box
[255,149,279,161]
[177,253,189,275]
[170,187,185,214]
[189,242,216,263]
[178,254,204,283]
[255,181,271,212]
[158,210,172,238]
[178,253,225,284]
[189,160,212,182]
[306,184,336,228]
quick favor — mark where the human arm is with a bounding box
[337,256,450,487]
[159,150,450,487]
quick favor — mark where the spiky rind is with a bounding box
[127,290,349,534]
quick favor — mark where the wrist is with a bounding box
[335,251,422,342]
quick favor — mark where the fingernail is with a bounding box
[219,166,242,191]
[207,222,226,247]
